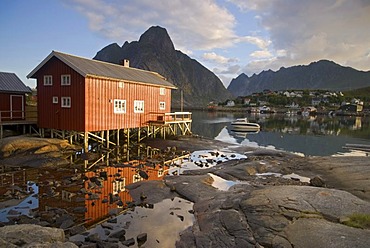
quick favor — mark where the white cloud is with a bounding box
[242,0,370,72]
[64,0,239,50]
[64,0,370,85]
[227,0,272,11]
[202,52,238,64]
[213,64,241,75]
[236,36,271,50]
[250,50,273,59]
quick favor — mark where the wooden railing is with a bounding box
[149,112,192,123]
[0,106,37,123]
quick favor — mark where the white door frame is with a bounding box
[10,95,24,119]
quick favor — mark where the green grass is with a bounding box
[344,86,370,98]
[343,213,370,229]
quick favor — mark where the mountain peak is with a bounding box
[228,60,370,96]
[139,26,175,52]
[94,26,231,107]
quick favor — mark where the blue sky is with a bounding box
[1,0,369,89]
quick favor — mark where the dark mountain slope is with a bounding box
[228,60,370,96]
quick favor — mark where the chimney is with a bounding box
[122,59,130,67]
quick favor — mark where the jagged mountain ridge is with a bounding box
[94,26,232,108]
[228,60,370,96]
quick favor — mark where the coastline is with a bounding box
[1,135,370,247]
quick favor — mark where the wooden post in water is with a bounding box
[84,132,88,153]
[106,130,110,149]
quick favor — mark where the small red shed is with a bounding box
[27,51,177,132]
[0,72,31,122]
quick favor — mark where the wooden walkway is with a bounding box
[0,106,38,139]
[147,112,192,138]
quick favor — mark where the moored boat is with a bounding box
[231,118,260,131]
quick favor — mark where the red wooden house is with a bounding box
[27,51,177,133]
[0,72,31,122]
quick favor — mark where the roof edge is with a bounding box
[85,74,178,89]
[27,51,87,78]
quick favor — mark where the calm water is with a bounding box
[191,110,370,156]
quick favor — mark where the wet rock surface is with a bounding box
[0,224,77,247]
[1,136,370,247]
[137,137,370,247]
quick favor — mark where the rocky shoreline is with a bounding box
[1,135,370,247]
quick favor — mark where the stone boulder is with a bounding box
[241,185,370,247]
[0,224,78,247]
[0,136,78,158]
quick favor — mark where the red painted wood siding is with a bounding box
[34,57,86,130]
[35,57,172,132]
[0,92,26,121]
[0,93,11,120]
[85,77,172,131]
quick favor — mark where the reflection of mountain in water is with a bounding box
[225,126,368,156]
[191,110,370,156]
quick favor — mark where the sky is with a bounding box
[1,0,370,89]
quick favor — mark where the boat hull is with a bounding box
[231,123,260,131]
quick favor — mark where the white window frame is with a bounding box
[61,74,71,86]
[118,81,124,88]
[113,179,126,194]
[114,99,126,113]
[134,100,144,113]
[160,87,165,95]
[159,101,166,110]
[44,75,52,86]
[52,96,58,104]
[133,173,144,183]
[61,97,71,108]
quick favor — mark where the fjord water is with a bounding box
[191,110,370,156]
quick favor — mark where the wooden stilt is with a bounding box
[84,131,88,153]
[106,130,109,149]
[117,129,120,147]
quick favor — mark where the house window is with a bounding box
[113,179,126,194]
[133,173,144,183]
[61,75,71,86]
[61,97,71,108]
[134,100,144,113]
[159,102,166,110]
[44,75,52,86]
[160,87,165,95]
[52,96,58,104]
[118,81,124,88]
[114,99,126,113]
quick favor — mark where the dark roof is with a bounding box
[27,51,177,89]
[0,72,31,93]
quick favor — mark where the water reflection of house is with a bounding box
[38,161,168,226]
[339,103,363,113]
[83,163,167,225]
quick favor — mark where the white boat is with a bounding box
[231,118,260,131]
